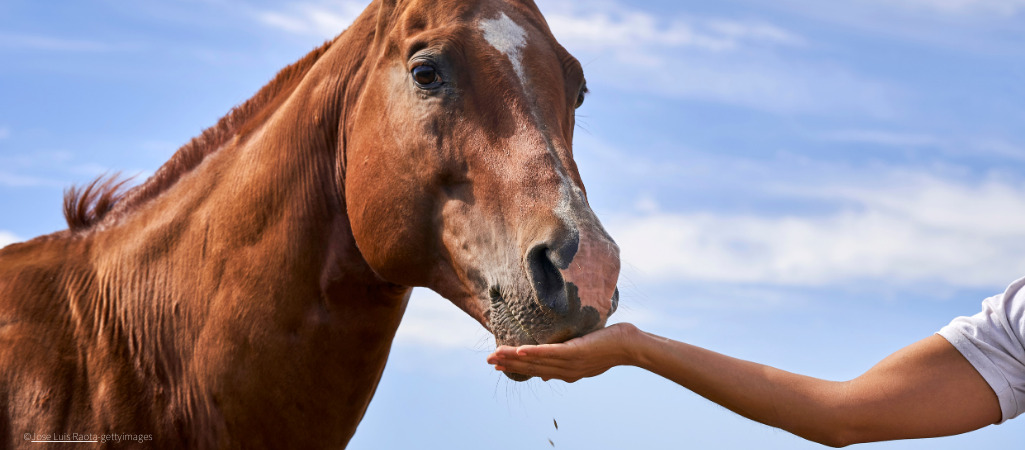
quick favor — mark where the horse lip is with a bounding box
[488,294,538,382]
[489,293,540,347]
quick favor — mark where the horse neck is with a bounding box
[81,16,408,396]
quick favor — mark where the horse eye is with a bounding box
[411,65,441,88]
[575,84,588,109]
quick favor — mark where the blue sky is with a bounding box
[2,0,1024,448]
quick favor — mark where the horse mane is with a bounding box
[62,175,133,231]
[63,38,338,232]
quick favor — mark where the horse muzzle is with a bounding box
[489,225,621,381]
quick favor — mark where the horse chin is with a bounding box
[494,333,535,382]
[503,371,532,382]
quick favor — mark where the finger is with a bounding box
[488,352,536,365]
[491,351,564,365]
[494,359,577,379]
[491,346,517,357]
[494,345,535,358]
[494,360,543,375]
[489,348,544,364]
[517,343,573,359]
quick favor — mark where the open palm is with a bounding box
[487,323,641,382]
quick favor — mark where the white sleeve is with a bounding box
[937,277,1025,424]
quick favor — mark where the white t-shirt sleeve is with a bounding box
[938,277,1025,423]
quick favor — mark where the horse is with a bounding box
[0,0,620,447]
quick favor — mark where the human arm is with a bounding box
[487,323,1001,447]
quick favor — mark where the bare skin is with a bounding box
[487,323,1002,448]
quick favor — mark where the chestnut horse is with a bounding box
[0,0,620,448]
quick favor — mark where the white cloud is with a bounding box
[0,127,9,140]
[394,289,490,350]
[255,2,367,39]
[634,194,660,214]
[0,231,21,249]
[609,173,1025,289]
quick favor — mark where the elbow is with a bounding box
[786,424,859,448]
[809,383,867,448]
[795,413,864,448]
[808,425,866,448]
[816,435,855,448]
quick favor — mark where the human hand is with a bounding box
[486,322,642,382]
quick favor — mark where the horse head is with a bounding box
[345,0,620,380]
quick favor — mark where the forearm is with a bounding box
[489,323,999,445]
[631,331,853,446]
[627,331,1000,446]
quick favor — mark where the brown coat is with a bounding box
[0,0,620,448]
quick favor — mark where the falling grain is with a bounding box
[553,418,558,430]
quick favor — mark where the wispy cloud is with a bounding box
[643,56,897,116]
[0,171,62,188]
[0,33,128,52]
[255,2,366,39]
[869,0,1025,17]
[970,139,1025,160]
[821,129,945,148]
[542,0,898,117]
[820,129,1025,161]
[0,231,22,249]
[609,172,1025,289]
[748,0,1025,54]
[249,0,895,117]
[0,150,131,188]
[0,127,9,140]
[544,8,804,54]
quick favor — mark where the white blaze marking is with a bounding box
[480,13,593,258]
[479,12,528,85]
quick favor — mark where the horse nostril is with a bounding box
[526,245,569,316]
[609,287,620,316]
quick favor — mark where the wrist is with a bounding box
[615,323,652,368]
[635,334,657,370]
